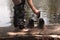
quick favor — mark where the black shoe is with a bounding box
[27,19,34,28]
[38,18,45,29]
